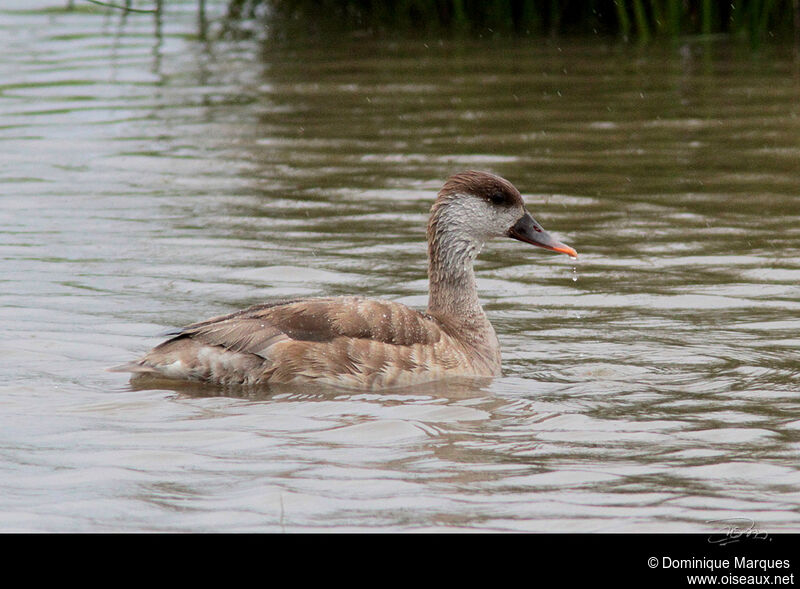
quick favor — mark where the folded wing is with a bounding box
[164,296,442,358]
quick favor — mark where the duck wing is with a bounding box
[158,296,442,359]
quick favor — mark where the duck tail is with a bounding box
[107,361,156,374]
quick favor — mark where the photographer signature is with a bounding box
[706,518,770,546]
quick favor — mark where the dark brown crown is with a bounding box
[439,171,523,207]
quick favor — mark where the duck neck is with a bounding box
[426,210,487,324]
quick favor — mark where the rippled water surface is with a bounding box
[1,0,799,532]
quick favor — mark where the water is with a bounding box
[1,0,799,533]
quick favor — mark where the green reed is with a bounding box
[230,0,800,45]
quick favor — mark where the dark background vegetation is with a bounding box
[225,0,800,45]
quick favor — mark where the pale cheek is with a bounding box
[501,210,525,234]
[441,196,519,241]
[485,211,517,239]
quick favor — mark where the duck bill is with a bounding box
[507,212,577,258]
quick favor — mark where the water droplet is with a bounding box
[571,266,578,282]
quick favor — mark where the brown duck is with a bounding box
[112,171,577,389]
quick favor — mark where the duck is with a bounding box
[112,171,577,389]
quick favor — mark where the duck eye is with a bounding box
[489,192,506,205]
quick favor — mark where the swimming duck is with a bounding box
[113,171,577,389]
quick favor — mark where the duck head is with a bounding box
[429,170,577,260]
